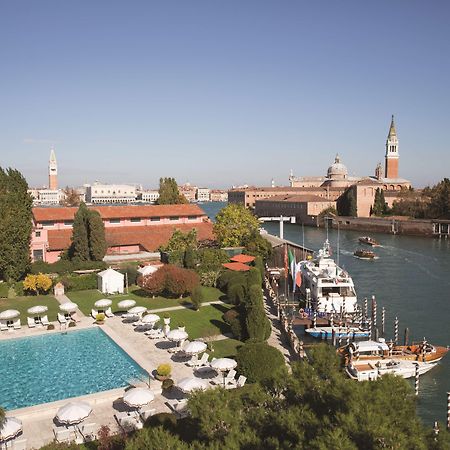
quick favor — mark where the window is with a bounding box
[33,249,44,261]
[42,221,55,227]
[188,216,197,220]
[64,221,73,226]
[150,217,160,222]
[35,231,41,238]
[130,218,141,223]
[109,218,120,224]
[170,216,179,221]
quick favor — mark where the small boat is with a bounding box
[305,326,370,340]
[346,359,437,381]
[354,249,376,259]
[358,236,380,247]
[338,339,449,364]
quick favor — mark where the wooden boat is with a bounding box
[305,326,370,340]
[354,249,376,259]
[346,358,437,381]
[339,339,449,364]
[358,236,380,247]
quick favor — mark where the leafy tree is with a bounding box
[236,341,286,383]
[161,229,198,253]
[223,308,245,340]
[138,270,166,296]
[87,210,107,261]
[157,177,187,205]
[242,229,272,259]
[227,283,246,305]
[245,285,271,341]
[191,285,204,310]
[337,186,357,217]
[247,267,262,288]
[70,203,90,260]
[372,188,388,216]
[124,426,187,450]
[213,204,260,247]
[196,248,228,287]
[183,247,196,269]
[254,256,265,279]
[61,187,81,207]
[429,178,450,219]
[0,168,33,281]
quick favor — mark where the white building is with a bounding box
[86,183,137,204]
[196,188,210,202]
[97,268,124,294]
[140,190,160,203]
[28,188,65,205]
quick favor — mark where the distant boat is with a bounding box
[305,326,370,340]
[358,236,380,247]
[354,249,376,259]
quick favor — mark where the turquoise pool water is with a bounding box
[0,328,147,411]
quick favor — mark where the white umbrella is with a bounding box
[123,388,155,408]
[0,310,20,320]
[94,299,112,308]
[183,341,207,355]
[59,302,78,312]
[128,306,147,315]
[117,299,136,310]
[27,305,48,315]
[167,329,188,342]
[56,401,92,425]
[141,314,160,324]
[211,358,238,387]
[177,377,208,393]
[0,417,22,441]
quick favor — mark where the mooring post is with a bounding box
[331,328,336,347]
[414,363,420,396]
[394,317,399,345]
[433,421,439,437]
[404,327,409,346]
[381,307,385,337]
[374,327,379,341]
[364,297,368,320]
[330,313,334,328]
[447,392,450,430]
[312,310,317,329]
[372,295,377,329]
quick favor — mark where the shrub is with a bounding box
[162,378,174,390]
[96,313,105,322]
[223,308,244,340]
[247,267,262,288]
[68,321,76,328]
[139,270,166,296]
[60,273,97,291]
[47,324,55,330]
[183,248,196,269]
[0,282,9,298]
[30,259,106,275]
[227,283,245,305]
[23,273,52,295]
[191,286,204,310]
[254,256,265,279]
[120,265,139,285]
[13,281,24,296]
[236,342,285,383]
[157,363,172,377]
[144,412,177,430]
[246,306,271,342]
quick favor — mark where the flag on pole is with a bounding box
[284,245,288,278]
[288,249,296,290]
[294,262,302,290]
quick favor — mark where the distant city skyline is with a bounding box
[1,1,449,188]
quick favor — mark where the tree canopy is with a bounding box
[0,168,33,281]
[157,178,187,205]
[213,204,260,247]
[372,188,388,216]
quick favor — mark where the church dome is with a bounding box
[327,154,348,179]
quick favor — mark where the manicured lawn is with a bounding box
[207,338,243,358]
[0,295,60,322]
[163,303,232,339]
[66,285,225,316]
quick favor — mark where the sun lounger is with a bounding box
[139,407,156,421]
[41,315,50,326]
[12,438,27,450]
[105,307,114,318]
[57,313,67,324]
[0,320,8,331]
[195,353,209,367]
[54,427,74,443]
[13,319,21,330]
[145,328,164,339]
[27,317,36,328]
[166,399,189,418]
[78,422,97,441]
[70,312,81,323]
[187,355,199,367]
[225,369,237,383]
[236,375,247,387]
[115,412,142,431]
[91,309,98,319]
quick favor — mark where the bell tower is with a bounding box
[385,115,399,179]
[48,147,58,190]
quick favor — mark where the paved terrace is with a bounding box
[1,311,216,449]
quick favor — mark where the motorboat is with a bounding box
[298,240,358,313]
[305,326,370,340]
[338,339,449,364]
[358,236,380,247]
[346,358,437,381]
[354,249,376,259]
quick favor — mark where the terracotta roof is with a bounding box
[230,254,255,263]
[222,262,251,272]
[33,204,206,222]
[47,222,214,252]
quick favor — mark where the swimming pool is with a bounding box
[0,327,147,411]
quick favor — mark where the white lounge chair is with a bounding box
[115,412,142,431]
[70,312,81,323]
[57,313,67,324]
[186,355,199,367]
[0,320,8,331]
[78,422,97,441]
[54,427,74,443]
[41,315,50,326]
[225,369,237,384]
[145,328,164,339]
[236,375,247,387]
[167,399,189,418]
[105,307,114,318]
[27,317,36,328]
[91,309,98,319]
[12,438,27,450]
[139,407,156,421]
[13,319,21,330]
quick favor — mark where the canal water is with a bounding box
[201,203,450,425]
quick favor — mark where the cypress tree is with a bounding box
[157,177,187,204]
[88,210,107,261]
[70,203,90,261]
[0,168,33,281]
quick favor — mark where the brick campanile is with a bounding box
[48,147,58,190]
[385,115,399,179]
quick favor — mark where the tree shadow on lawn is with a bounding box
[131,288,191,305]
[209,320,231,336]
[210,303,230,314]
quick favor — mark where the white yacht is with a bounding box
[299,240,357,313]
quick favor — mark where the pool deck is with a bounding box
[1,313,213,449]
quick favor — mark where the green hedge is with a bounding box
[60,274,97,291]
[0,283,8,298]
[31,259,106,275]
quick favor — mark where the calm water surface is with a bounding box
[201,203,450,425]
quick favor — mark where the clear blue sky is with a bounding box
[1,1,449,189]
